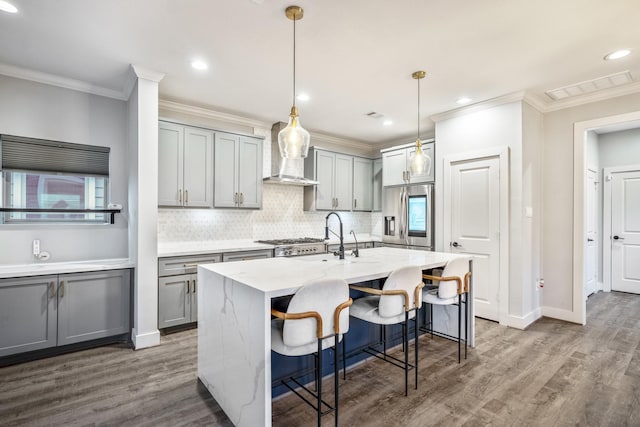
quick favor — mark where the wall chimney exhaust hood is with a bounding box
[264,122,318,186]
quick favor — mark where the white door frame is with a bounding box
[602,164,640,292]
[443,146,510,325]
[573,110,640,324]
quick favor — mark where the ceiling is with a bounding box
[1,0,639,145]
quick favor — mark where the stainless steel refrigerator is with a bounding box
[382,184,433,250]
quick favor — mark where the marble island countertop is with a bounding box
[200,246,465,298]
[0,258,134,279]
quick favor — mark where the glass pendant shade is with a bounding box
[410,139,431,176]
[278,106,310,159]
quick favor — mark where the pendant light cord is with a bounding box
[417,76,420,141]
[292,17,296,108]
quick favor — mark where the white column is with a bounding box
[127,64,165,349]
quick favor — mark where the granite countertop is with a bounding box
[0,258,134,279]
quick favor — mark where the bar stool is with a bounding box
[271,278,352,427]
[421,257,471,363]
[349,265,424,396]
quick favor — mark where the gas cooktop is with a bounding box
[255,237,325,246]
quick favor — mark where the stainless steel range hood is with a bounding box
[264,122,318,186]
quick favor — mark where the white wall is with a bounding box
[435,101,542,326]
[542,92,640,313]
[0,75,129,264]
[598,128,640,168]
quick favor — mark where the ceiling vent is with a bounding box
[545,71,634,100]
[366,112,384,119]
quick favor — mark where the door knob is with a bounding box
[587,238,594,242]
[451,242,462,248]
[612,235,624,240]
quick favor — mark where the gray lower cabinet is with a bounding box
[158,253,222,329]
[0,275,57,357]
[0,270,131,358]
[57,270,131,346]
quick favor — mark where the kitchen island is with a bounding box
[197,247,472,427]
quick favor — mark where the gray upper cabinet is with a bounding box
[158,121,214,207]
[304,148,353,211]
[57,270,131,346]
[372,158,382,211]
[0,270,131,357]
[381,141,434,186]
[214,132,263,209]
[353,157,373,211]
[0,275,57,357]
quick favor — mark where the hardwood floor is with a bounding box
[1,291,639,426]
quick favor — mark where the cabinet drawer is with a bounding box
[222,250,273,262]
[159,254,222,276]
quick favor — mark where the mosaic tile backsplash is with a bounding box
[158,184,381,242]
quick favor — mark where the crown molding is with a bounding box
[0,62,128,100]
[131,64,165,83]
[159,99,271,129]
[309,131,372,152]
[538,80,640,112]
[431,80,640,122]
[430,91,528,123]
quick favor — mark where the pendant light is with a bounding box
[278,5,310,159]
[409,70,431,176]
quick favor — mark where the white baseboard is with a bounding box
[131,328,161,350]
[541,306,581,324]
[504,308,542,330]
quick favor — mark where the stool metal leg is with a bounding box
[317,341,322,427]
[404,311,409,396]
[457,295,462,364]
[465,293,468,360]
[430,304,434,339]
[334,335,339,427]
[414,308,419,390]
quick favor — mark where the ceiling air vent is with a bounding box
[545,71,634,100]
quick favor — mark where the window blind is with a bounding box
[0,134,110,176]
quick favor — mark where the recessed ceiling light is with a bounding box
[456,97,472,105]
[383,120,393,126]
[604,49,631,61]
[191,60,208,70]
[0,1,18,13]
[296,93,310,102]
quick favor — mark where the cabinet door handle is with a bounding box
[183,263,198,268]
[185,189,189,205]
[234,192,238,203]
[59,281,65,298]
[240,192,244,205]
[179,189,182,204]
[186,280,190,294]
[192,280,196,293]
[354,198,357,209]
[49,281,56,298]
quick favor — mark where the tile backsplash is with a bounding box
[158,184,381,242]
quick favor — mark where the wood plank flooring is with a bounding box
[2,291,640,426]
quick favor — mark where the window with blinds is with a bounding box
[0,134,111,224]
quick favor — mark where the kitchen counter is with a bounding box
[0,258,134,279]
[197,247,473,427]
[158,239,274,257]
[158,234,382,258]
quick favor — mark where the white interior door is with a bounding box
[584,168,598,298]
[611,170,640,293]
[450,157,501,321]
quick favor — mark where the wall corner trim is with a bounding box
[131,328,161,350]
[504,308,542,330]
